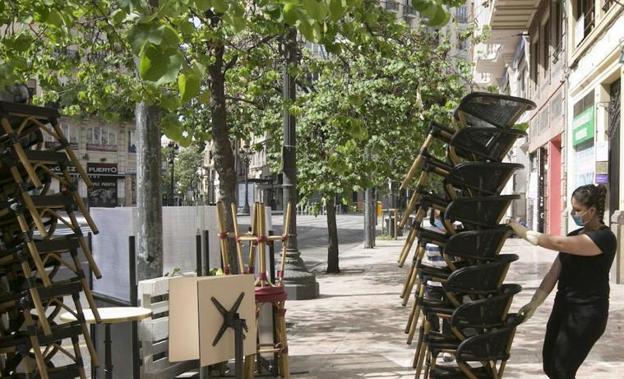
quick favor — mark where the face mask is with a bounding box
[434,219,444,229]
[571,210,587,226]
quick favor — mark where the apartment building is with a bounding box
[45,117,138,207]
[473,0,568,235]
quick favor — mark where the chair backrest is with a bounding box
[451,284,522,330]
[453,92,536,129]
[443,227,511,260]
[446,162,524,196]
[445,195,520,228]
[456,314,523,362]
[450,127,526,163]
[445,254,518,295]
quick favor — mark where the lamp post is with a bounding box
[167,141,178,206]
[239,144,251,214]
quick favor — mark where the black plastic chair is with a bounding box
[415,285,522,376]
[454,92,536,129]
[427,314,524,379]
[444,195,520,232]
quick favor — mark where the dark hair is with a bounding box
[572,184,607,223]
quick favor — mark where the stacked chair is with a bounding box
[0,102,100,378]
[397,93,536,378]
[217,201,293,378]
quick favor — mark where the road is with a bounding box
[238,213,379,272]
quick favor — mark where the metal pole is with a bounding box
[170,156,175,206]
[243,157,250,214]
[280,28,319,300]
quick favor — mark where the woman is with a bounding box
[508,184,617,379]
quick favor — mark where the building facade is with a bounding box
[46,117,137,207]
[473,0,624,281]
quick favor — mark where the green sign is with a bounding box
[572,107,594,146]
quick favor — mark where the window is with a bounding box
[542,20,550,74]
[44,122,79,150]
[86,125,118,152]
[128,130,137,153]
[456,6,468,23]
[530,39,539,91]
[553,0,563,58]
[575,0,595,44]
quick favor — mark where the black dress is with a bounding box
[542,225,617,379]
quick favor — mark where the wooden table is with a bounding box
[60,307,152,379]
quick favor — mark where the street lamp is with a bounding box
[167,141,179,206]
[239,143,252,215]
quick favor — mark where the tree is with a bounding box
[294,24,472,273]
[0,0,467,277]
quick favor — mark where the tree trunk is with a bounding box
[364,187,376,249]
[208,43,240,273]
[136,102,163,281]
[326,197,340,273]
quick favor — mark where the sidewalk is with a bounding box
[286,237,624,378]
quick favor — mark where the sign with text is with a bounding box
[87,163,119,207]
[572,107,594,146]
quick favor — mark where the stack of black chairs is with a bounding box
[0,102,100,378]
[397,93,536,378]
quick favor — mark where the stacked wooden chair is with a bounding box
[0,102,100,378]
[216,201,293,378]
[397,93,536,378]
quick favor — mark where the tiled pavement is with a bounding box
[285,238,624,378]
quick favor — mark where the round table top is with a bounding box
[59,307,152,324]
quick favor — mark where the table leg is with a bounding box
[105,324,113,379]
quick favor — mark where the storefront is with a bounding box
[87,163,122,208]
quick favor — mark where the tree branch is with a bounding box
[225,95,265,110]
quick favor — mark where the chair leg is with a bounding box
[398,226,416,267]
[402,266,420,306]
[406,284,424,343]
[414,320,430,377]
[275,303,290,379]
[401,262,417,301]
[244,354,255,379]
[412,324,424,368]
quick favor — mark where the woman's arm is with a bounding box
[509,220,602,256]
[538,256,561,294]
[519,257,561,319]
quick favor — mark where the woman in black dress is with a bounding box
[508,184,617,379]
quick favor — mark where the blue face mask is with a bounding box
[434,219,444,229]
[571,210,586,226]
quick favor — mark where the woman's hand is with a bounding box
[507,219,541,246]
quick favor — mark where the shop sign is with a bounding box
[87,163,119,207]
[87,163,119,176]
[50,164,78,176]
[572,107,594,146]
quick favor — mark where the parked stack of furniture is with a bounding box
[0,102,99,378]
[397,93,536,378]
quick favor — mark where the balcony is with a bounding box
[488,0,539,31]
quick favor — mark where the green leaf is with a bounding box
[328,0,347,22]
[138,43,183,85]
[195,0,212,11]
[161,114,183,141]
[412,0,432,12]
[178,71,201,103]
[111,9,127,25]
[283,2,299,25]
[303,0,329,21]
[431,5,450,26]
[213,0,228,13]
[46,9,64,27]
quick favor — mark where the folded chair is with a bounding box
[400,161,523,229]
[426,314,524,379]
[415,284,521,378]
[454,92,536,129]
[219,201,293,379]
[410,256,518,375]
